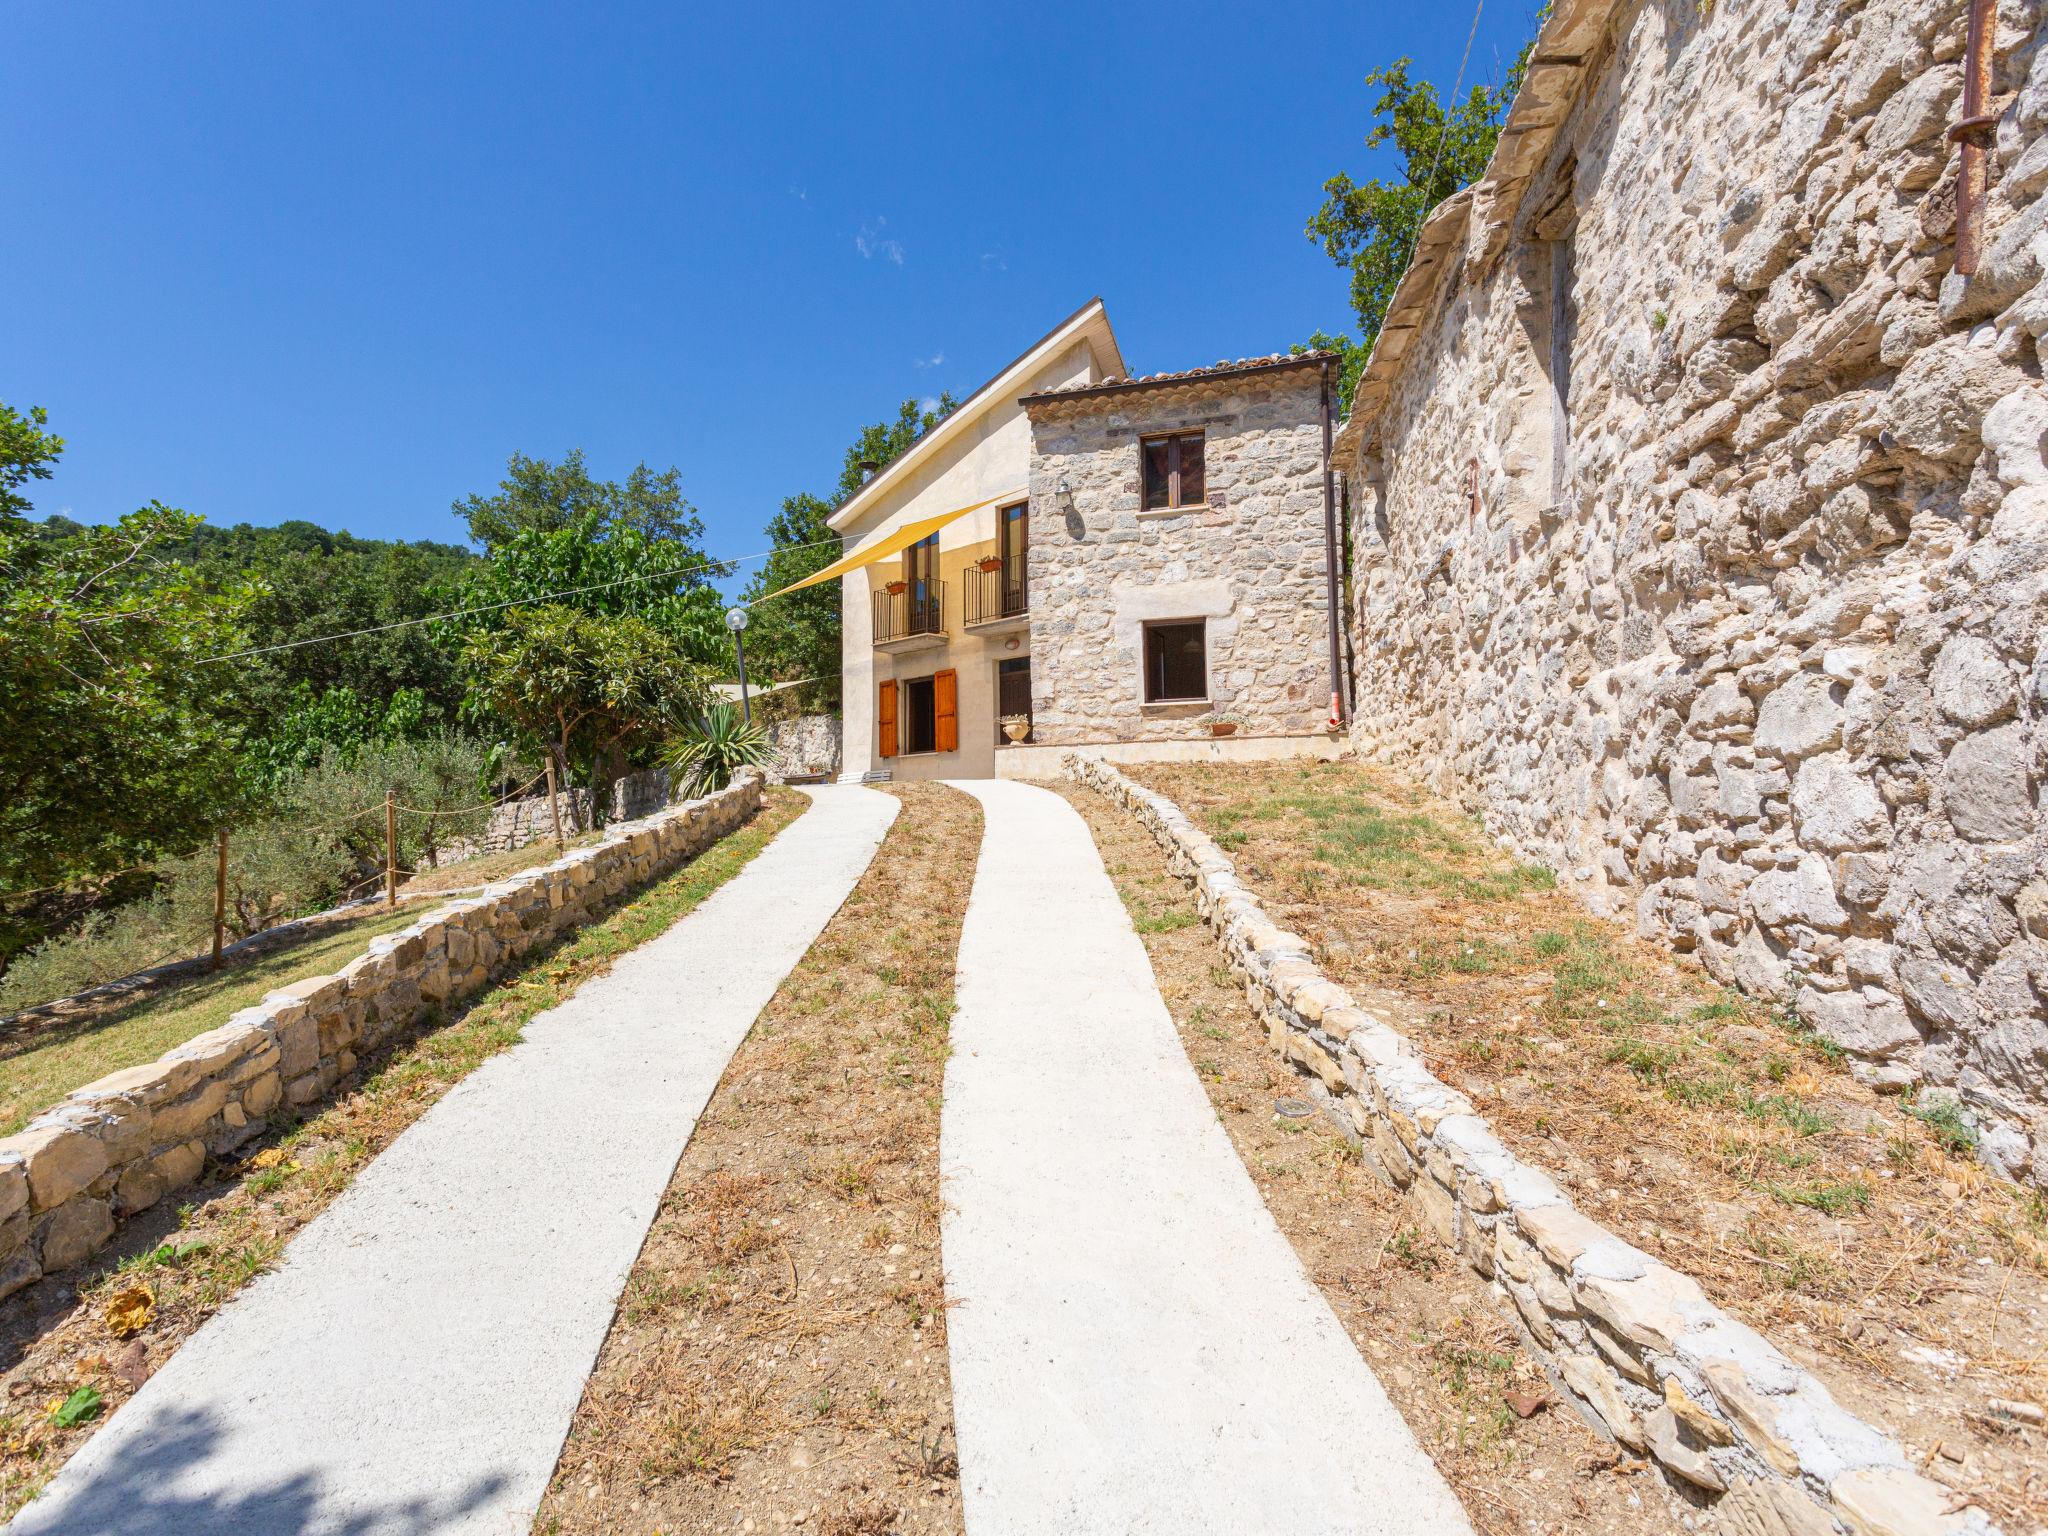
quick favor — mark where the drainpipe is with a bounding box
[1952,0,1999,277]
[1319,358,1349,729]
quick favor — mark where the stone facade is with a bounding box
[1024,359,1339,748]
[1338,0,2048,1179]
[1071,754,1996,1536]
[763,712,842,782]
[470,768,673,857]
[0,773,763,1302]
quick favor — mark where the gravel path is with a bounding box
[11,785,898,1536]
[942,779,1472,1536]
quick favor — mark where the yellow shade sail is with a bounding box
[761,492,1019,600]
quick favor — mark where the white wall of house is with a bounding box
[838,324,1107,781]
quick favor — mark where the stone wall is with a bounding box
[764,713,841,782]
[1339,0,2048,1179]
[0,772,764,1302]
[1069,754,1996,1536]
[473,768,672,856]
[1024,361,1337,746]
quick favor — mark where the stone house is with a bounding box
[1331,0,2048,1180]
[831,298,1346,781]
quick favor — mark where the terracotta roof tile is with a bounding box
[1021,350,1335,406]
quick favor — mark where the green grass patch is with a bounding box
[1229,785,1554,902]
[1766,1177,1871,1216]
[1908,1095,1977,1155]
[1741,1093,1834,1137]
[0,903,425,1135]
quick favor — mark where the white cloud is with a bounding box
[789,184,808,202]
[856,216,905,265]
[914,351,945,368]
[979,250,1007,272]
[918,396,941,414]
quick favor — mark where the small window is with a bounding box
[1140,432,1206,510]
[1143,621,1207,702]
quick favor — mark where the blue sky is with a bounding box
[4,1,1541,586]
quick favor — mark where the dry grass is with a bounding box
[1066,784,1675,1535]
[1123,759,2047,1528]
[0,790,806,1521]
[537,783,980,1536]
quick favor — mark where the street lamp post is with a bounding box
[726,606,752,725]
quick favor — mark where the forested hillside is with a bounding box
[0,408,729,988]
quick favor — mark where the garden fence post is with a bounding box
[211,826,228,971]
[385,789,398,910]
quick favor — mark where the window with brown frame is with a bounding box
[1140,431,1206,511]
[1142,620,1208,703]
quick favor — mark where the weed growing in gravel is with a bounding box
[1908,1095,1977,1155]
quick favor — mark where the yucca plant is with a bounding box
[660,703,771,797]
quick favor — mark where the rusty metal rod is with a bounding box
[1952,0,1997,277]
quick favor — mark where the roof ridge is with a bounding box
[1022,349,1334,404]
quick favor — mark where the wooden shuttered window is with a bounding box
[934,669,958,753]
[1140,431,1206,510]
[878,680,898,758]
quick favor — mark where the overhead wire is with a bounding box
[194,530,847,665]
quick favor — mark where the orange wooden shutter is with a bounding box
[934,669,958,753]
[878,680,898,759]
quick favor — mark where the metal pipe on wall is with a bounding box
[1952,0,1999,277]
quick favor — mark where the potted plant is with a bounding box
[1204,711,1248,738]
[978,555,1005,573]
[884,578,908,596]
[1000,714,1032,744]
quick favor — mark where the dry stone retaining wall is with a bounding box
[1339,0,2048,1182]
[1067,753,1995,1536]
[0,772,764,1303]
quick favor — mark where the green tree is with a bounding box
[455,449,705,552]
[439,513,727,668]
[0,505,258,892]
[457,604,708,829]
[1290,332,1372,418]
[246,682,435,790]
[739,394,956,707]
[1,402,64,521]
[1307,44,1535,370]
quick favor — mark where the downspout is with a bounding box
[1952,0,1998,276]
[1338,470,1358,716]
[1319,358,1349,729]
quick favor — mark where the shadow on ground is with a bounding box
[13,1404,513,1535]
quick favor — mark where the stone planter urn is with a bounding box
[1001,716,1031,743]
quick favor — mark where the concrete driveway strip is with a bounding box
[13,784,898,1536]
[943,779,1472,1536]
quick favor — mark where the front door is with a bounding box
[996,656,1032,743]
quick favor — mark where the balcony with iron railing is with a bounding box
[963,563,1028,631]
[873,580,946,651]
